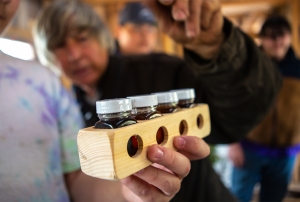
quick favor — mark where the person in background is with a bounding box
[260,15,300,77]
[0,0,208,201]
[229,15,300,202]
[115,2,158,55]
[33,0,282,201]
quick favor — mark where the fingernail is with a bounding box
[155,147,164,159]
[177,137,186,148]
[174,9,187,20]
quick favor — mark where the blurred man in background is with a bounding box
[229,15,300,202]
[115,2,158,55]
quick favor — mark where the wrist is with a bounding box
[184,33,224,60]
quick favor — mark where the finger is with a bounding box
[201,0,221,30]
[233,157,240,167]
[147,145,191,179]
[158,0,174,6]
[238,154,245,167]
[144,0,174,33]
[185,0,202,38]
[173,136,210,160]
[152,163,174,174]
[233,155,243,168]
[121,185,143,202]
[172,0,189,21]
[121,175,162,202]
[233,158,239,167]
[145,0,189,42]
[134,165,181,196]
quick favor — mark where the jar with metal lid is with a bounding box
[127,94,162,120]
[152,91,181,113]
[95,98,138,157]
[171,88,196,108]
[94,98,137,129]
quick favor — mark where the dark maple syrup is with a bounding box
[172,89,196,108]
[152,92,181,143]
[128,94,162,120]
[94,98,138,157]
[153,91,181,113]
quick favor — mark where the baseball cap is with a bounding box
[119,2,157,26]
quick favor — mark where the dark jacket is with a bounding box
[277,47,300,79]
[246,48,300,147]
[75,19,282,201]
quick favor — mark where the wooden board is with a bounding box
[77,104,211,180]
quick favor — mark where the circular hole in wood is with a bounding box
[156,126,168,145]
[179,120,188,135]
[127,135,143,158]
[197,114,204,129]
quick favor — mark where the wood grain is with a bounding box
[77,104,211,180]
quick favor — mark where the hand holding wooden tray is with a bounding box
[77,104,211,180]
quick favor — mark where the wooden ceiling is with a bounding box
[2,0,299,57]
[41,0,288,8]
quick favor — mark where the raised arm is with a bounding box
[146,0,282,144]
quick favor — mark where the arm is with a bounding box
[64,171,127,202]
[228,142,245,167]
[64,136,209,202]
[146,0,282,144]
[185,18,282,144]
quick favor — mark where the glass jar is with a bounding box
[95,98,138,157]
[171,88,196,108]
[94,98,137,129]
[152,91,181,113]
[127,94,162,120]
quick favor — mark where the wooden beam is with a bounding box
[291,0,300,57]
[79,0,140,6]
[82,0,288,6]
[222,0,287,7]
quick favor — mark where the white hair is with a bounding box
[33,0,115,75]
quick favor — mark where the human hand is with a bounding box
[121,136,210,202]
[144,0,224,59]
[228,142,245,168]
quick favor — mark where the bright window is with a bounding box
[0,38,35,61]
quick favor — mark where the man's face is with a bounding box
[0,0,19,34]
[260,29,292,61]
[117,23,158,55]
[52,31,109,88]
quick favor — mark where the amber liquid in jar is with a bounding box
[131,107,162,120]
[153,92,181,114]
[128,94,164,144]
[94,113,137,129]
[95,114,138,157]
[172,89,196,108]
[178,98,195,108]
[156,103,180,113]
[95,99,138,157]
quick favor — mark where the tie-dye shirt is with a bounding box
[0,52,83,201]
